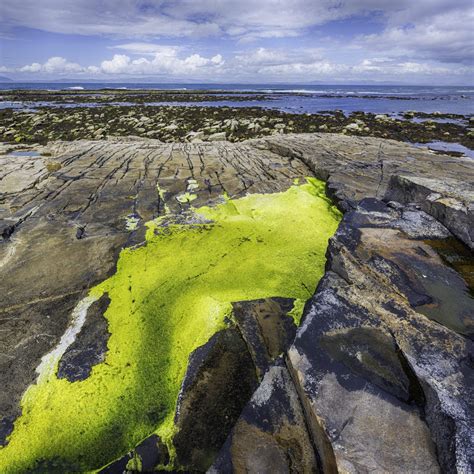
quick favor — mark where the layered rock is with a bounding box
[287,199,472,473]
[0,133,473,472]
[210,359,317,473]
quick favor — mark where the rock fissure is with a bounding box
[0,134,472,472]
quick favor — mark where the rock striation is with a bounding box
[0,133,473,472]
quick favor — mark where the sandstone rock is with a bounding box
[0,134,472,472]
[288,199,473,473]
[386,175,474,249]
[232,298,296,379]
[210,359,317,474]
[262,133,474,212]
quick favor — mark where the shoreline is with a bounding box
[1,95,472,157]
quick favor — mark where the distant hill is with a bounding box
[0,75,12,82]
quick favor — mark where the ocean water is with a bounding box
[0,83,473,115]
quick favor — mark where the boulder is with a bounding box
[232,298,296,379]
[208,132,227,141]
[173,327,258,471]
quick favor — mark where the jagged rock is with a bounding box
[173,327,258,471]
[0,134,472,471]
[210,359,317,474]
[288,199,473,473]
[386,175,474,249]
[262,133,473,214]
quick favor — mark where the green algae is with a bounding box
[175,192,197,204]
[0,177,341,473]
[287,298,307,325]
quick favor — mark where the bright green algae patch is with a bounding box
[0,178,341,472]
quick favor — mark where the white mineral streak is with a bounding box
[35,294,99,383]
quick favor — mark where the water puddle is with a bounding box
[8,150,41,157]
[416,238,474,338]
[413,141,473,158]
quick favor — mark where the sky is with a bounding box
[0,0,473,84]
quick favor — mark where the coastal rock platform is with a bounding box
[0,133,472,472]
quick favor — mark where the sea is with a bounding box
[1,83,473,116]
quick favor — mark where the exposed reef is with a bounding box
[1,101,472,150]
[0,133,472,472]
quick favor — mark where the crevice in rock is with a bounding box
[285,353,337,474]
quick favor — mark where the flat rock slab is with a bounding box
[0,133,473,471]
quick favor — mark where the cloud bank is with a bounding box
[1,0,473,82]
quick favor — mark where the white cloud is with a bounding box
[211,54,224,65]
[111,43,181,56]
[352,58,472,76]
[356,7,474,64]
[1,0,473,82]
[235,48,287,67]
[100,54,130,74]
[1,0,221,38]
[2,0,472,50]
[99,49,224,76]
[7,48,474,82]
[19,56,84,74]
[258,61,347,77]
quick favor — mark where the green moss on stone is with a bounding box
[0,178,341,472]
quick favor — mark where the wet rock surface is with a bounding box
[0,133,473,471]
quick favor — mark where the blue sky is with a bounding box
[0,0,473,84]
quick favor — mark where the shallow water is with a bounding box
[8,150,41,157]
[419,239,474,338]
[1,84,473,115]
[413,141,474,158]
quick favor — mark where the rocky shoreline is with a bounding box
[4,88,467,104]
[0,133,473,472]
[1,89,473,154]
[1,103,473,153]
